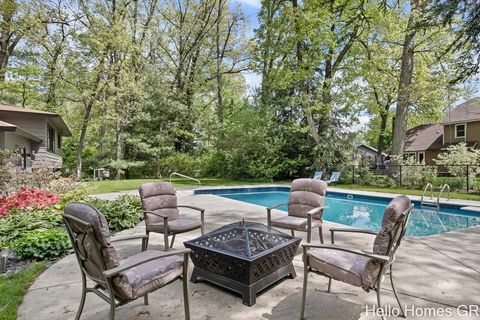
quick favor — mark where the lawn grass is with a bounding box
[0,263,45,320]
[84,177,480,201]
[334,184,480,201]
[85,178,289,194]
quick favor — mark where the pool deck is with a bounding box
[19,187,480,320]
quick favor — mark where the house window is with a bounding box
[404,152,416,161]
[418,152,425,164]
[455,123,466,138]
[57,134,62,150]
[47,124,55,152]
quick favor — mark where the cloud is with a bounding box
[236,0,261,9]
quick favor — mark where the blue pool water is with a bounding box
[195,187,480,236]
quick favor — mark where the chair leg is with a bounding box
[327,277,332,293]
[389,264,405,318]
[318,227,324,244]
[300,254,309,319]
[183,254,190,320]
[291,229,295,236]
[164,232,169,251]
[108,288,116,320]
[376,278,383,318]
[145,231,150,250]
[170,234,176,248]
[144,294,149,306]
[307,228,311,243]
[75,273,87,320]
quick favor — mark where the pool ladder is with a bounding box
[421,183,450,209]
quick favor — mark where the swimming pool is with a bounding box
[195,187,480,236]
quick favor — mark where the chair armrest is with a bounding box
[103,249,191,278]
[301,243,389,262]
[266,203,288,227]
[143,210,168,218]
[306,206,328,215]
[178,205,206,234]
[111,234,148,243]
[330,227,377,244]
[178,205,205,212]
[267,203,288,211]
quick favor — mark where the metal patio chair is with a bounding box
[300,195,413,319]
[139,182,205,251]
[267,178,327,244]
[63,203,191,320]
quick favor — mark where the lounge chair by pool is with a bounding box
[313,171,323,180]
[325,171,341,184]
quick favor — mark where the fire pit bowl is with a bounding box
[184,221,301,306]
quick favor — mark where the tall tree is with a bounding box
[391,0,428,159]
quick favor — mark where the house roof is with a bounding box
[0,120,42,142]
[0,120,17,132]
[441,97,480,124]
[0,104,71,136]
[404,123,443,152]
[355,143,387,156]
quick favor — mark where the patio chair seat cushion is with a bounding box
[114,250,183,301]
[147,218,202,233]
[307,248,379,291]
[270,216,322,231]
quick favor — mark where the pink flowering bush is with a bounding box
[0,188,60,217]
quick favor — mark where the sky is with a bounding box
[234,0,262,90]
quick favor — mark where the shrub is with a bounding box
[12,229,71,260]
[435,143,480,191]
[159,153,201,178]
[87,195,143,233]
[48,177,90,206]
[0,188,60,217]
[0,207,63,245]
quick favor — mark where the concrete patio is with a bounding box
[19,189,480,320]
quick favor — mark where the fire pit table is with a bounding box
[184,220,300,306]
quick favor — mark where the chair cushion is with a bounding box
[373,195,411,255]
[288,179,326,220]
[139,182,180,224]
[147,218,202,233]
[307,248,380,291]
[113,250,183,301]
[271,215,322,231]
[64,203,120,278]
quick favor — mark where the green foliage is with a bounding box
[86,195,143,233]
[12,229,70,261]
[347,166,397,188]
[0,207,63,245]
[0,263,45,320]
[435,143,480,190]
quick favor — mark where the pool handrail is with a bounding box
[169,172,201,187]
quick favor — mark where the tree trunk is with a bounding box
[215,0,224,124]
[391,0,427,159]
[75,57,107,179]
[377,104,390,163]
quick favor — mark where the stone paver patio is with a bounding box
[19,189,480,320]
